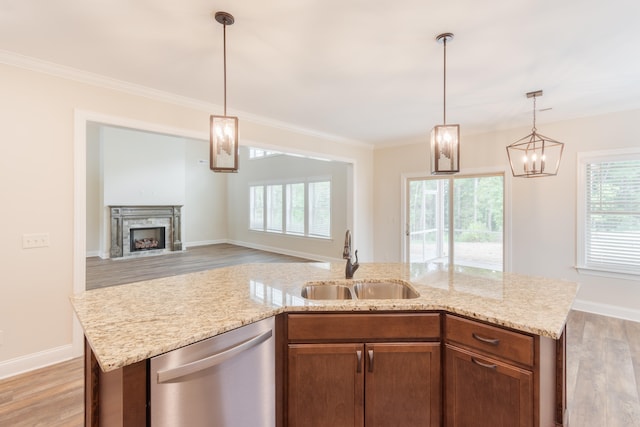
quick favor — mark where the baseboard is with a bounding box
[572,299,640,322]
[86,250,100,257]
[228,239,341,263]
[183,239,227,248]
[0,344,75,380]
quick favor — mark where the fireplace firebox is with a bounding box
[130,227,166,252]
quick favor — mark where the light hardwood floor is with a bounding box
[2,245,639,426]
[0,357,83,427]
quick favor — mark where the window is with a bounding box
[286,183,305,234]
[249,148,281,159]
[266,185,283,232]
[308,181,331,237]
[249,185,264,230]
[406,174,504,271]
[578,150,640,276]
[249,179,331,238]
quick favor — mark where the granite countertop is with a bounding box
[70,262,579,372]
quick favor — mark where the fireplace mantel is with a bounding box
[109,205,182,258]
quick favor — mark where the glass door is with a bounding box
[406,174,504,271]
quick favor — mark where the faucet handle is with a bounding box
[343,230,352,259]
[343,247,350,259]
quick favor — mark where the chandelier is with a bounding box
[430,32,460,174]
[506,90,564,177]
[210,11,239,173]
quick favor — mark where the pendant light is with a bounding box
[430,32,460,174]
[210,11,239,173]
[506,90,564,177]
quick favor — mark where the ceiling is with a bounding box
[2,0,640,146]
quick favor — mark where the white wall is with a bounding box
[184,137,228,246]
[226,147,351,261]
[0,60,374,378]
[102,127,186,206]
[372,109,640,320]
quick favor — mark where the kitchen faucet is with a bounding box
[343,230,359,279]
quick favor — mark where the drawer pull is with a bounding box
[368,350,374,373]
[356,350,362,373]
[472,357,497,370]
[472,332,500,346]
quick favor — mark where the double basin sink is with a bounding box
[301,279,419,300]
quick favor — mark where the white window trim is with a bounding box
[576,147,640,279]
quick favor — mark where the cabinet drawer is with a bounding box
[288,313,440,341]
[445,315,534,366]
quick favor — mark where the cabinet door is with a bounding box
[288,343,364,427]
[445,344,533,427]
[365,342,441,427]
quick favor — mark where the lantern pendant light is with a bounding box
[210,11,239,173]
[430,32,460,174]
[506,90,564,178]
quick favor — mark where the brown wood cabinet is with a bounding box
[445,344,533,427]
[288,343,365,427]
[365,342,441,427]
[85,311,566,427]
[444,314,563,427]
[285,313,441,427]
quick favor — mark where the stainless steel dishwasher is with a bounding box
[150,317,275,427]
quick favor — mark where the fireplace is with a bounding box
[109,205,182,258]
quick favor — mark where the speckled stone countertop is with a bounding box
[70,262,578,372]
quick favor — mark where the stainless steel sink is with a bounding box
[301,284,353,300]
[352,280,419,299]
[301,279,419,300]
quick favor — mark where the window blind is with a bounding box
[585,159,640,274]
[308,181,331,237]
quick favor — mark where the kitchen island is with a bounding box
[71,262,578,426]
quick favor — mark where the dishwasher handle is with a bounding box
[157,329,273,383]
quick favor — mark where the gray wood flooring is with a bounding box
[566,310,640,426]
[2,243,639,426]
[86,243,312,290]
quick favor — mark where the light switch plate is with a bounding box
[23,233,50,249]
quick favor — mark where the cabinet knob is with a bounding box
[356,350,362,373]
[367,349,374,373]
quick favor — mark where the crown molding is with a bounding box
[0,49,372,149]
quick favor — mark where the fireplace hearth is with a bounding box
[110,205,182,258]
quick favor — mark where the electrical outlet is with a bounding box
[22,233,50,249]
